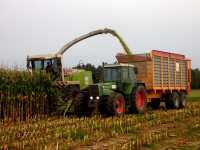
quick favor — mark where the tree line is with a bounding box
[191,68,200,89]
[75,63,200,89]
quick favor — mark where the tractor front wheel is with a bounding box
[105,93,125,116]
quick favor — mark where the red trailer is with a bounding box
[116,50,191,109]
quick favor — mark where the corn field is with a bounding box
[0,68,60,123]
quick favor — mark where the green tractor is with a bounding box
[88,63,147,116]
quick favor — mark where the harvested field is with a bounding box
[1,97,200,150]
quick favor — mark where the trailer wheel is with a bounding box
[165,92,180,109]
[179,92,187,108]
[105,93,125,116]
[150,100,160,109]
[131,85,147,114]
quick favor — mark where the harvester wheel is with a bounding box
[165,92,180,109]
[62,86,89,117]
[74,93,86,117]
[179,92,187,108]
[105,93,125,116]
[131,85,147,114]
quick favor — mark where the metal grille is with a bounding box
[89,85,99,96]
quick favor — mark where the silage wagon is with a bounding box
[116,50,191,109]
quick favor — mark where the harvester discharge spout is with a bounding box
[57,28,133,56]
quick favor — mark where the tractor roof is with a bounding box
[104,63,134,68]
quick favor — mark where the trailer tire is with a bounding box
[131,85,147,114]
[105,93,125,116]
[165,92,180,109]
[150,100,160,109]
[179,92,187,108]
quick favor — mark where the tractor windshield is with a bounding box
[104,67,121,82]
[103,66,135,82]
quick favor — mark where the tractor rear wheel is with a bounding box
[131,85,147,114]
[179,92,187,108]
[165,92,180,109]
[105,93,125,116]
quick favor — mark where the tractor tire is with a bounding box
[130,85,147,114]
[105,93,125,116]
[98,96,108,116]
[179,92,187,108]
[150,99,160,109]
[165,92,180,109]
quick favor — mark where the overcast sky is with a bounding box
[0,0,199,68]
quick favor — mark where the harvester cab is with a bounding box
[27,54,93,90]
[27,54,63,81]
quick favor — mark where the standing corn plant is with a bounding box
[0,68,61,123]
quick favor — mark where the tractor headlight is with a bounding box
[90,96,93,100]
[112,85,117,89]
[96,96,100,100]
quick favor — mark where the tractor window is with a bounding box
[128,67,135,81]
[104,68,120,82]
[122,67,135,82]
[122,68,129,81]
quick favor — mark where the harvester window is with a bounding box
[32,60,43,70]
[44,60,52,69]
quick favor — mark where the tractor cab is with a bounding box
[103,63,136,84]
[88,63,137,101]
[27,54,63,81]
[88,63,138,115]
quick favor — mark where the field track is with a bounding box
[1,100,200,150]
